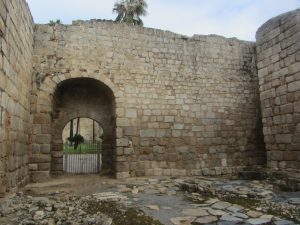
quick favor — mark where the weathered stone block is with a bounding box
[192,126,203,132]
[174,123,184,129]
[124,127,138,136]
[28,164,38,171]
[140,129,156,138]
[275,134,292,144]
[30,171,50,183]
[116,147,123,156]
[276,85,287,96]
[32,124,41,134]
[126,109,137,118]
[156,129,166,137]
[51,151,63,158]
[0,176,7,196]
[51,163,63,171]
[116,162,129,172]
[117,118,130,127]
[153,146,164,154]
[288,62,300,75]
[283,151,297,161]
[124,148,134,155]
[280,103,294,114]
[38,163,51,171]
[116,138,129,147]
[33,113,51,124]
[116,172,130,179]
[40,144,50,154]
[29,154,51,163]
[32,144,40,153]
[270,151,283,161]
[115,156,126,163]
[288,80,300,92]
[35,134,51,144]
[41,124,51,134]
[164,116,174,122]
[295,101,300,113]
[260,89,275,100]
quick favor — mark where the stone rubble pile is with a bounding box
[0,193,113,225]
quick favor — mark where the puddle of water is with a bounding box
[129,192,190,225]
[102,186,195,225]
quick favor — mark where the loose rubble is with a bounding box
[0,192,161,225]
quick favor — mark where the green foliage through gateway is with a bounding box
[63,143,98,154]
[67,134,84,149]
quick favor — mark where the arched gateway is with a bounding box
[30,75,117,181]
[52,78,115,174]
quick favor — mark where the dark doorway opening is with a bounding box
[51,78,116,175]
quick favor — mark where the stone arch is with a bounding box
[30,75,117,181]
[38,73,119,99]
[51,77,116,175]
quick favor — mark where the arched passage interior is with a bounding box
[51,78,116,175]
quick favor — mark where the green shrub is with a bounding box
[49,19,62,26]
[67,134,84,149]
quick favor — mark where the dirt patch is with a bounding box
[22,175,121,197]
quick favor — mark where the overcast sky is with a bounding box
[26,0,299,41]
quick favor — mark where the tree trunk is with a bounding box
[74,117,80,149]
[69,119,73,138]
[76,117,80,135]
[93,120,95,142]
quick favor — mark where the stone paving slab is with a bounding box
[116,177,299,225]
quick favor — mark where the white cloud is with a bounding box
[26,0,116,23]
[26,0,300,40]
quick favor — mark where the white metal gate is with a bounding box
[63,140,102,174]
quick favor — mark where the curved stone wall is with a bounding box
[256,9,300,172]
[31,21,265,179]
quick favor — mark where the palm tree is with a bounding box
[113,0,148,26]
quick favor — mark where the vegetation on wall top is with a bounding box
[113,0,148,26]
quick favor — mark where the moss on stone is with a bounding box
[84,200,163,225]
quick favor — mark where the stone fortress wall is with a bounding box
[0,0,34,195]
[31,21,265,179]
[256,9,300,172]
[0,0,299,195]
